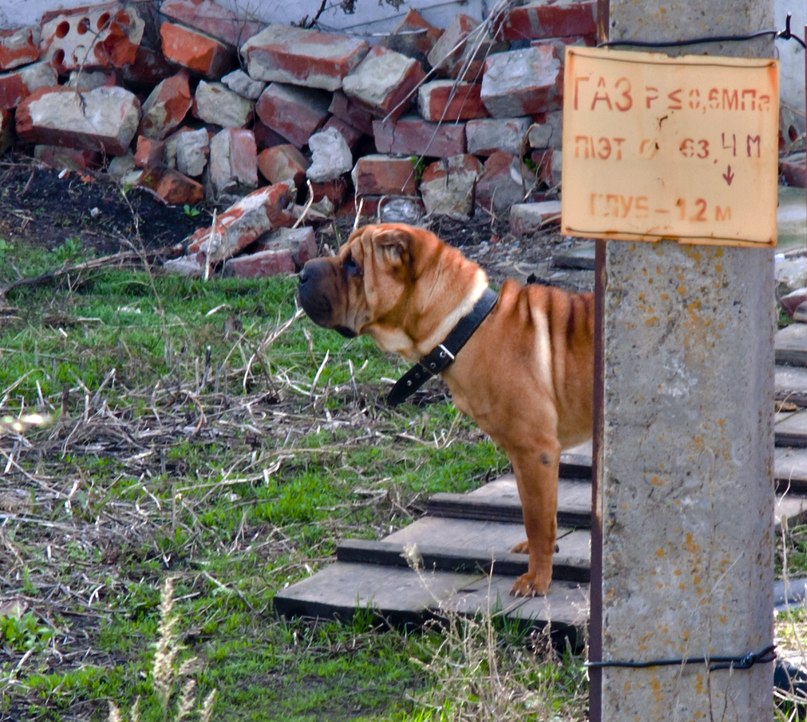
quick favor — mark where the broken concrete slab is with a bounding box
[509,200,562,236]
[173,127,209,178]
[221,68,265,100]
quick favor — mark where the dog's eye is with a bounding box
[344,254,362,278]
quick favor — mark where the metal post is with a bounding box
[593,2,775,720]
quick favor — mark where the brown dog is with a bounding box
[298,223,594,596]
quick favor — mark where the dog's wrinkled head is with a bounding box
[298,223,484,360]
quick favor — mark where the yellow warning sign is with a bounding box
[561,47,779,247]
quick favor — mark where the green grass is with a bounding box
[4,244,801,721]
[3,249,574,722]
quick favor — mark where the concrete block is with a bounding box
[381,9,441,65]
[466,116,532,156]
[140,166,204,204]
[352,154,418,196]
[193,80,253,128]
[221,248,296,278]
[495,0,597,41]
[139,70,191,140]
[242,24,368,91]
[133,135,165,168]
[257,144,309,188]
[186,182,296,262]
[160,21,236,78]
[475,151,537,215]
[221,68,265,100]
[481,45,562,117]
[307,127,353,182]
[16,85,140,156]
[255,82,330,148]
[0,26,40,70]
[40,3,145,73]
[373,115,465,157]
[159,0,264,48]
[207,127,258,201]
[509,200,561,236]
[419,153,482,218]
[0,62,58,111]
[417,80,487,122]
[329,90,374,135]
[174,127,209,177]
[342,45,424,119]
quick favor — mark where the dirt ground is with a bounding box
[0,154,588,291]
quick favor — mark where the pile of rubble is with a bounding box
[0,0,599,277]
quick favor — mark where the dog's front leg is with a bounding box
[507,439,560,597]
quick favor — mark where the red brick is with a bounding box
[34,145,101,171]
[329,91,374,135]
[208,128,258,199]
[417,81,487,122]
[780,153,806,188]
[255,83,330,148]
[257,144,309,188]
[160,21,236,78]
[221,248,296,278]
[427,14,503,79]
[139,70,191,140]
[475,151,537,214]
[322,116,365,152]
[140,166,204,205]
[134,135,165,168]
[16,85,140,156]
[420,154,482,218]
[481,45,562,117]
[186,183,296,261]
[342,45,425,119]
[242,24,368,92]
[160,0,264,48]
[310,177,350,206]
[373,116,465,157]
[352,154,418,196]
[41,3,145,73]
[120,45,176,86]
[251,227,317,268]
[381,9,442,63]
[495,0,597,41]
[0,27,40,71]
[0,62,58,111]
[253,120,288,150]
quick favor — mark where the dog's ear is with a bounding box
[371,226,411,266]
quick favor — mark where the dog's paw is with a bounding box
[510,539,529,554]
[511,573,551,597]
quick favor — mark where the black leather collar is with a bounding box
[387,288,498,406]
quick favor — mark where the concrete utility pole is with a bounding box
[591,1,775,720]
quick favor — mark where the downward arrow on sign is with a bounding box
[722,165,734,185]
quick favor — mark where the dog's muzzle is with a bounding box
[298,260,356,338]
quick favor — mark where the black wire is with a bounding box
[585,644,777,673]
[599,13,806,51]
